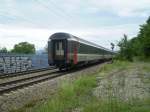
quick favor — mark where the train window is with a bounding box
[56,43,59,50]
[59,42,63,50]
[55,41,64,56]
[55,42,63,50]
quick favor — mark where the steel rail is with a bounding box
[0,70,61,95]
[0,61,110,95]
[0,69,57,86]
[0,67,56,79]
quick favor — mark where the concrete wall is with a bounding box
[0,53,49,74]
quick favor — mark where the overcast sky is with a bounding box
[0,0,150,50]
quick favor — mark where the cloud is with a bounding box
[0,0,149,51]
[1,0,149,28]
[78,0,150,17]
[0,24,50,49]
[0,23,139,50]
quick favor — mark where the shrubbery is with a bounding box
[117,16,150,61]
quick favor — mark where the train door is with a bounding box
[53,40,66,61]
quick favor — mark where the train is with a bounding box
[48,32,115,70]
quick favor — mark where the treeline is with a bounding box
[0,42,35,54]
[117,16,150,61]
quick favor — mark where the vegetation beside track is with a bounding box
[12,61,150,112]
[117,16,150,61]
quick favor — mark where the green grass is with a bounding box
[33,75,97,112]
[101,61,131,72]
[142,65,150,72]
[82,97,150,112]
[33,62,150,112]
[97,60,132,78]
[12,61,150,112]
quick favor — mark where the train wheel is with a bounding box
[59,67,62,71]
[65,67,70,71]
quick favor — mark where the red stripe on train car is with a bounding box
[73,46,78,64]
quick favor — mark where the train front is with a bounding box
[48,33,68,70]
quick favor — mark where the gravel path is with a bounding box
[94,63,150,101]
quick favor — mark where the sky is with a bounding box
[0,0,150,51]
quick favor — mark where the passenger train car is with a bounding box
[48,32,115,70]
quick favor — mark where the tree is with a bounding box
[0,47,8,53]
[117,34,133,61]
[11,42,36,54]
[137,16,150,57]
[117,16,150,61]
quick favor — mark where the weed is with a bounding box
[34,75,97,112]
[14,61,150,112]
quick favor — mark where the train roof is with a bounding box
[49,32,114,53]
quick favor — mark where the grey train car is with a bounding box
[48,32,115,70]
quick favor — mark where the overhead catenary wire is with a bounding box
[36,0,76,27]
[1,0,78,29]
[48,0,75,22]
[0,11,44,28]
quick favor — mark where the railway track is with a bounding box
[0,67,56,79]
[0,61,109,95]
[0,68,62,95]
